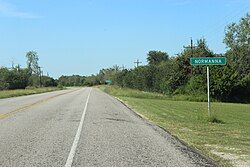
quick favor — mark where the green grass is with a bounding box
[99,85,250,167]
[0,87,63,99]
[98,85,212,102]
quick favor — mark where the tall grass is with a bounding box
[99,85,210,102]
[0,87,63,99]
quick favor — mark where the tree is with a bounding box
[224,13,250,76]
[147,51,169,65]
[224,13,250,50]
[221,13,250,101]
[97,65,121,84]
[26,51,40,75]
[58,75,86,86]
[0,67,10,90]
[153,60,178,94]
[0,66,29,90]
[42,76,57,87]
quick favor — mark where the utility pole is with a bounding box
[38,66,43,87]
[134,59,142,68]
[11,61,14,69]
[184,37,197,75]
[17,64,20,71]
[121,65,125,70]
[184,37,197,52]
[11,57,15,69]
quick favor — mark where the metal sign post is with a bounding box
[207,66,211,117]
[190,57,227,118]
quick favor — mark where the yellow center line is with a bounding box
[0,88,81,120]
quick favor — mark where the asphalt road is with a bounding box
[0,87,216,167]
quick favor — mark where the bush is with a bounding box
[0,67,29,90]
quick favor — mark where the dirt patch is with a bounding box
[205,144,249,167]
[211,150,249,167]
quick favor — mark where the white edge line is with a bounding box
[65,88,92,167]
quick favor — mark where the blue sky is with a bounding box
[0,0,249,78]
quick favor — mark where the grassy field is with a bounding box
[99,85,250,167]
[0,87,63,99]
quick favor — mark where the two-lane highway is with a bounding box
[0,87,216,167]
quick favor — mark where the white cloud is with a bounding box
[0,0,39,19]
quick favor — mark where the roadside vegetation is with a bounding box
[86,14,250,104]
[0,51,58,90]
[0,87,63,99]
[99,85,250,167]
[0,51,63,98]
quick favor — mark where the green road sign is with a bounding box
[190,57,227,66]
[105,80,112,85]
[190,57,227,117]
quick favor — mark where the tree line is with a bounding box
[0,52,89,89]
[84,14,250,103]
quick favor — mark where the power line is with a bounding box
[203,3,250,42]
[205,3,250,36]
